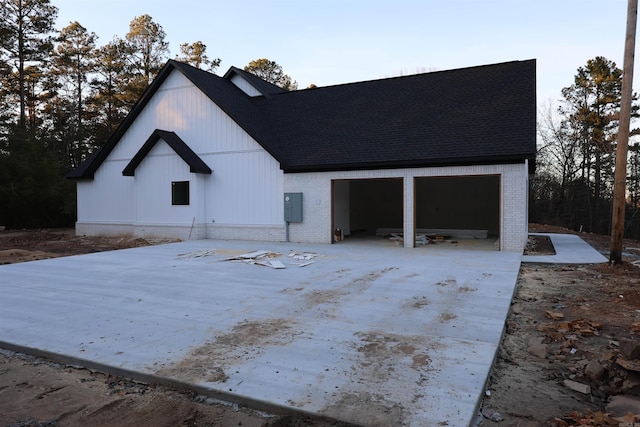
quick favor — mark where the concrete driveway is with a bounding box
[0,239,522,426]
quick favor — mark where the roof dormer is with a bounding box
[223,66,286,99]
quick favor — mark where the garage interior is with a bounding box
[332,175,500,248]
[415,175,500,247]
[332,178,403,241]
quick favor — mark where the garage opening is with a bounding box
[332,178,403,243]
[415,175,500,249]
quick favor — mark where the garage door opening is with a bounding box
[332,178,403,243]
[415,175,500,249]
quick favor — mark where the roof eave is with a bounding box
[67,61,181,180]
[281,154,536,174]
[122,129,212,177]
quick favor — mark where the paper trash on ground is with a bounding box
[255,259,287,269]
[223,250,273,261]
[222,250,286,268]
[288,251,322,267]
[176,249,217,259]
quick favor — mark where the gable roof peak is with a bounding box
[122,129,211,176]
[222,66,287,98]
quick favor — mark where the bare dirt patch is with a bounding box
[0,228,168,265]
[481,224,640,426]
[156,319,295,385]
[523,234,556,256]
[0,350,270,427]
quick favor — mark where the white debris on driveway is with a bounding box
[222,250,286,269]
[176,249,217,259]
[288,251,323,267]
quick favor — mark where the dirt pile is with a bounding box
[0,229,169,264]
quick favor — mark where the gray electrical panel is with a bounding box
[284,193,303,223]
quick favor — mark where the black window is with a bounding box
[172,181,189,205]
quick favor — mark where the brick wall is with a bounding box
[207,224,286,242]
[284,163,529,252]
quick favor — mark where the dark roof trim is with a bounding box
[282,155,536,174]
[68,60,277,180]
[67,61,183,180]
[222,66,286,98]
[122,129,211,176]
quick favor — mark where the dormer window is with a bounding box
[229,74,263,97]
[223,67,286,99]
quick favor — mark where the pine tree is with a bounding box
[0,0,58,127]
[559,57,629,233]
[122,14,169,106]
[176,41,220,72]
[51,21,97,169]
[244,58,298,91]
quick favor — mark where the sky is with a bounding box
[53,0,635,108]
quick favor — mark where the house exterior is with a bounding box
[68,59,536,252]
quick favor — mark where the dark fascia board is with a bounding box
[67,61,181,180]
[122,129,212,176]
[281,154,536,174]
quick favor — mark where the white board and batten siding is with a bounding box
[76,69,285,241]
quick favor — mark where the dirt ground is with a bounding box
[1,227,640,426]
[481,225,640,427]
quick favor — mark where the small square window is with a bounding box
[172,181,189,205]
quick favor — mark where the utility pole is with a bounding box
[611,0,638,264]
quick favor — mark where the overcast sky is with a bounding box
[54,0,635,107]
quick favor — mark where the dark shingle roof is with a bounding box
[122,129,211,176]
[262,60,536,172]
[68,59,536,179]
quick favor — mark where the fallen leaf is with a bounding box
[617,357,640,372]
[546,311,565,320]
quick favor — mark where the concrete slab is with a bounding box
[522,233,608,264]
[0,240,522,426]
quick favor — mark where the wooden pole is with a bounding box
[611,0,638,264]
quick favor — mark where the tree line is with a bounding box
[532,56,640,239]
[0,0,296,229]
